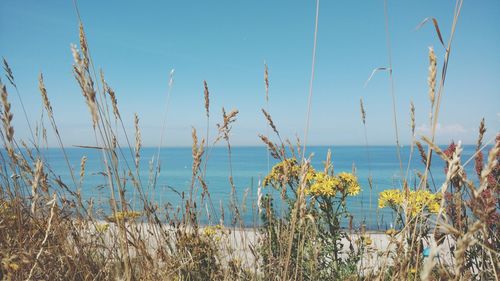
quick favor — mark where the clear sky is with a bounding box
[1,0,499,147]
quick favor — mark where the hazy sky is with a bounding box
[1,0,499,147]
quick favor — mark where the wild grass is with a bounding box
[1,0,499,280]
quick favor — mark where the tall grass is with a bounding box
[1,0,499,280]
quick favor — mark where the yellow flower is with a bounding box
[338,172,356,183]
[203,224,225,240]
[361,235,373,246]
[263,158,301,188]
[378,189,443,217]
[304,171,361,197]
[347,182,361,196]
[407,190,442,217]
[305,172,340,197]
[107,211,141,222]
[427,192,442,213]
[338,172,361,196]
[378,189,404,208]
[203,226,217,237]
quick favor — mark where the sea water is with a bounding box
[14,145,482,230]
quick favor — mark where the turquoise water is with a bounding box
[24,145,481,229]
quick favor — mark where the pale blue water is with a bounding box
[26,145,481,230]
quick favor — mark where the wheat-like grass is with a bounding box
[26,194,57,281]
[2,57,15,87]
[134,113,141,167]
[104,80,120,119]
[1,82,14,144]
[216,108,238,143]
[258,134,279,159]
[79,23,90,70]
[204,80,210,118]
[264,63,269,102]
[421,0,464,191]
[416,141,429,167]
[191,127,203,176]
[30,159,43,214]
[360,98,366,125]
[428,47,437,117]
[71,44,99,127]
[422,136,450,162]
[80,156,87,182]
[189,127,206,207]
[38,74,54,119]
[410,101,415,136]
[476,136,499,195]
[477,118,486,148]
[474,118,486,178]
[261,109,280,139]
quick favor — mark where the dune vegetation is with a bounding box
[1,0,499,280]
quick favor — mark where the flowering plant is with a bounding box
[260,149,362,279]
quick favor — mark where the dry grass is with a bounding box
[1,0,498,280]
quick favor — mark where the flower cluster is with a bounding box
[378,189,442,217]
[107,210,141,222]
[338,172,361,196]
[305,171,340,197]
[202,224,223,237]
[408,189,442,216]
[202,224,225,242]
[263,158,361,198]
[378,189,404,209]
[305,170,361,197]
[262,158,301,187]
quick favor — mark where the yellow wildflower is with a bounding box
[203,225,225,241]
[379,189,443,217]
[378,189,404,209]
[361,235,373,246]
[263,158,301,188]
[305,168,317,181]
[203,226,217,237]
[407,190,442,217]
[338,172,361,196]
[107,211,141,222]
[305,172,340,197]
[338,172,356,183]
[347,184,361,196]
[304,171,361,197]
[427,192,442,213]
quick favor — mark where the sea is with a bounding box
[16,145,483,230]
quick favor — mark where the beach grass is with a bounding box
[1,0,499,280]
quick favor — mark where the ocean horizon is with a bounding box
[9,144,483,230]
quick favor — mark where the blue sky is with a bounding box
[1,0,499,147]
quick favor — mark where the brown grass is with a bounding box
[1,0,498,280]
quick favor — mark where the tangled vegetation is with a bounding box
[1,0,499,280]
